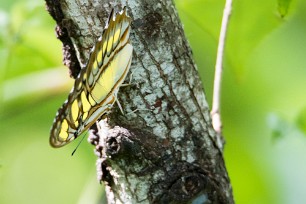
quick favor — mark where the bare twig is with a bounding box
[211,0,232,134]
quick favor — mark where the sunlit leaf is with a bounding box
[277,0,292,18]
[0,1,61,81]
[296,107,306,136]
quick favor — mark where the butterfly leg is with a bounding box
[121,67,137,87]
[126,107,153,115]
[114,94,125,115]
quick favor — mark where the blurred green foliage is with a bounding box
[278,0,292,17]
[1,0,306,203]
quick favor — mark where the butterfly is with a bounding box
[50,7,133,148]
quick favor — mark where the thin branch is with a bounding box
[211,0,232,134]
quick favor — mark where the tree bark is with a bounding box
[45,0,234,203]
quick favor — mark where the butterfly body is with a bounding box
[50,8,133,148]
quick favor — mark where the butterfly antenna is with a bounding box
[71,133,86,156]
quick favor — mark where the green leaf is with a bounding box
[296,107,306,136]
[278,0,292,17]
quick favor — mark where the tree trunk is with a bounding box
[45,0,234,203]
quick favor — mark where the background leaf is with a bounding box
[296,107,306,136]
[278,0,293,17]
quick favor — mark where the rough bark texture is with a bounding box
[45,0,234,203]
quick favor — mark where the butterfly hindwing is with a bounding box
[50,7,133,148]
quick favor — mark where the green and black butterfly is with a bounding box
[50,7,133,148]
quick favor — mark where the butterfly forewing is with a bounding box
[50,8,133,148]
